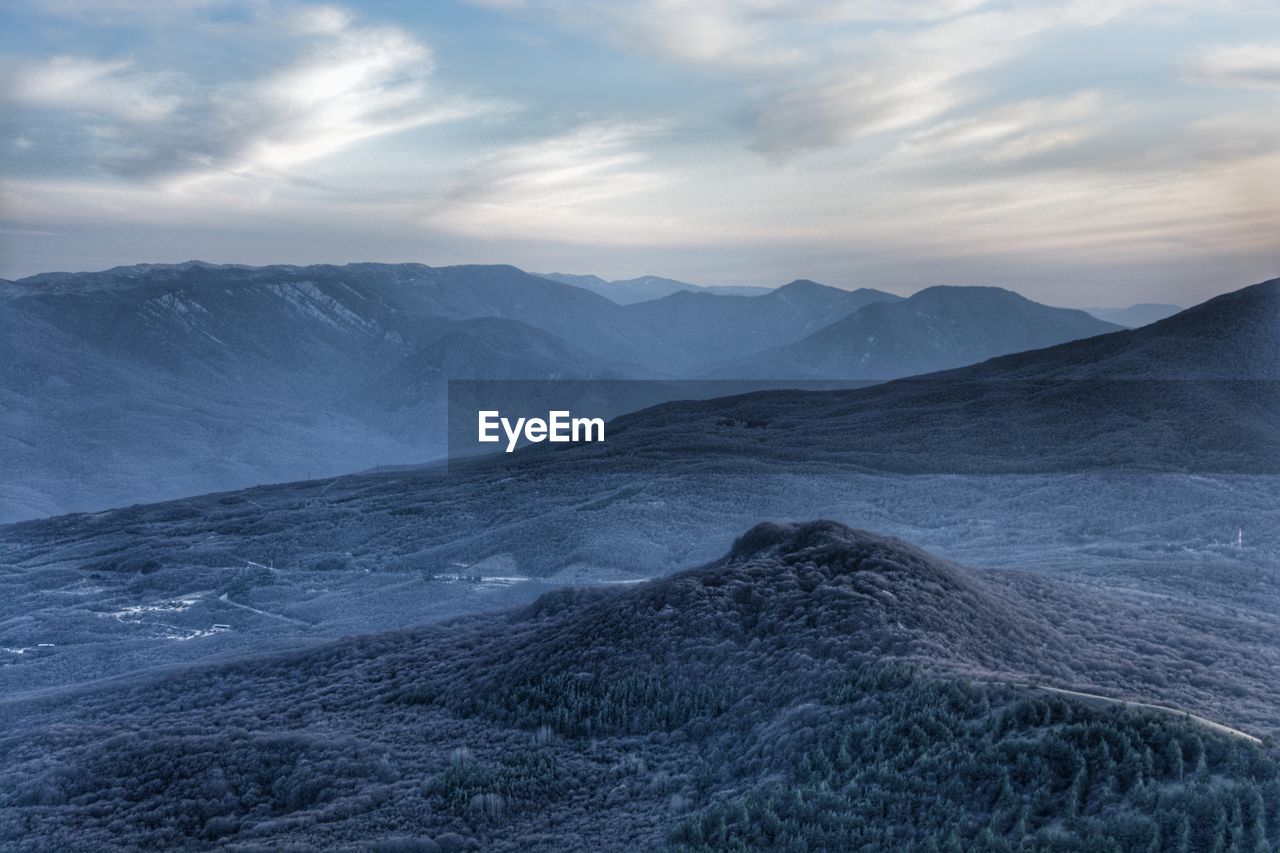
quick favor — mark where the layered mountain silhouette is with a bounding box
[1,262,1123,521]
[0,262,850,519]
[538,271,770,303]
[0,262,631,520]
[4,522,1276,850]
[620,278,1280,474]
[4,279,1278,667]
[6,280,1276,573]
[717,285,1119,379]
[627,279,899,366]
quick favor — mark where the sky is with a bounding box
[1,0,1278,306]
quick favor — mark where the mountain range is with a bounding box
[3,278,1277,701]
[3,276,1277,850]
[715,285,1119,379]
[537,271,1181,330]
[5,279,1274,576]
[0,263,1122,521]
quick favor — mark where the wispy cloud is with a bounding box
[15,0,227,25]
[11,56,184,121]
[6,3,499,182]
[1185,41,1280,91]
[476,0,1213,154]
[480,1,794,68]
[218,10,490,176]
[473,1,997,69]
[895,91,1104,164]
[427,122,691,244]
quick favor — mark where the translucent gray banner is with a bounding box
[446,379,1280,474]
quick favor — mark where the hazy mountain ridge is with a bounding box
[717,285,1121,379]
[1,262,1122,521]
[1,264,639,521]
[622,279,900,365]
[3,522,1276,850]
[3,279,1278,704]
[5,281,1276,581]
[0,262,772,520]
[625,278,1280,472]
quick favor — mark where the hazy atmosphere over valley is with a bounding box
[2,2,1279,851]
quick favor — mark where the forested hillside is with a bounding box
[4,523,1275,851]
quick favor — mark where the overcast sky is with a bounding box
[2,0,1278,305]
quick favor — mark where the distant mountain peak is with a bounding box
[911,284,1031,303]
[539,271,609,287]
[537,271,772,304]
[774,278,829,293]
[717,283,1118,380]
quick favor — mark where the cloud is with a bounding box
[984,129,1092,163]
[426,122,692,244]
[17,0,225,24]
[487,1,793,68]
[228,13,482,174]
[475,0,1244,154]
[479,0,1002,150]
[896,91,1103,164]
[739,2,1168,153]
[471,1,997,68]
[10,56,183,121]
[6,3,498,182]
[1185,41,1280,91]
